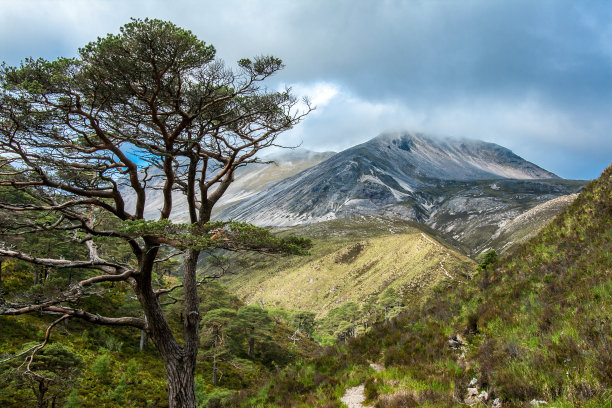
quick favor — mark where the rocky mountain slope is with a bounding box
[480,193,579,255]
[123,148,334,221]
[218,132,584,254]
[211,149,336,215]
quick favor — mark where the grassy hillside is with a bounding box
[481,193,579,255]
[220,217,475,341]
[233,165,611,407]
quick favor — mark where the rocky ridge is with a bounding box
[217,132,584,254]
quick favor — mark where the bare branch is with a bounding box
[45,306,145,329]
[0,248,125,274]
[24,314,71,376]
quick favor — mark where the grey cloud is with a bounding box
[0,0,610,179]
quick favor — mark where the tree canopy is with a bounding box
[0,18,310,408]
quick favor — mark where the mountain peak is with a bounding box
[364,131,557,180]
[218,132,576,243]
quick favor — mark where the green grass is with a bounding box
[0,279,320,408]
[230,165,611,407]
[221,217,475,319]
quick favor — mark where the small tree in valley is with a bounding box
[236,304,273,359]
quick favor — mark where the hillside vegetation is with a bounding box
[233,164,611,407]
[0,279,319,407]
[220,217,475,343]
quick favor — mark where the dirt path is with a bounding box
[340,384,371,408]
[340,364,382,407]
[420,233,454,280]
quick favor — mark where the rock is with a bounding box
[464,386,489,406]
[341,384,371,408]
[530,400,548,406]
[492,398,502,408]
[448,334,466,349]
[477,390,488,401]
[469,377,478,387]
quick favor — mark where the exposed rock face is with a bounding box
[477,193,579,255]
[123,148,335,221]
[217,132,584,253]
[211,149,336,215]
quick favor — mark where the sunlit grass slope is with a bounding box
[221,216,475,318]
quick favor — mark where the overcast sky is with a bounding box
[1,0,611,179]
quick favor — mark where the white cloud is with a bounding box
[1,0,610,179]
[286,82,340,113]
[280,84,611,178]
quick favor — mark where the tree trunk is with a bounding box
[142,315,197,407]
[163,249,201,407]
[37,380,47,408]
[165,353,197,408]
[212,354,218,385]
[248,333,255,359]
[139,329,149,351]
[139,315,149,351]
[135,246,201,408]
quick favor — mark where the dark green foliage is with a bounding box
[0,292,168,407]
[90,354,111,383]
[476,249,498,289]
[477,249,498,271]
[0,281,319,407]
[120,220,312,254]
[8,343,82,408]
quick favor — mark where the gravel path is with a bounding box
[340,385,371,408]
[340,364,383,407]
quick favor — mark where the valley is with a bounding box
[218,217,475,344]
[0,11,609,408]
[0,129,604,408]
[231,161,612,408]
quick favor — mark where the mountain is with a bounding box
[211,149,335,215]
[479,193,578,255]
[122,148,334,221]
[231,163,612,407]
[218,132,584,254]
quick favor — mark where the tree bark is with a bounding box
[164,354,196,408]
[139,329,149,351]
[139,315,149,351]
[248,330,255,359]
[134,246,199,408]
[37,380,47,408]
[212,354,218,386]
[144,248,200,408]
